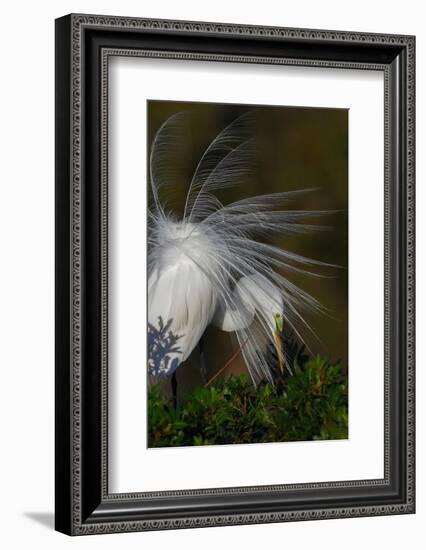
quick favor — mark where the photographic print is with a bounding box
[147,100,348,448]
[56,16,415,533]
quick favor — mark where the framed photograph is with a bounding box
[55,14,415,535]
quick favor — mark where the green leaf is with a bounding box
[148,354,348,447]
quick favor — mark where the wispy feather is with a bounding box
[147,110,332,384]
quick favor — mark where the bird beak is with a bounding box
[274,313,284,373]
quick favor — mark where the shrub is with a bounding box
[148,354,348,447]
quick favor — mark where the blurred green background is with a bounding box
[148,100,348,399]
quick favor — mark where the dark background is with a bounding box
[148,100,348,397]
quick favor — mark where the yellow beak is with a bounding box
[273,314,284,373]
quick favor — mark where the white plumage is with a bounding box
[147,110,329,384]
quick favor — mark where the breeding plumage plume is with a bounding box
[147,110,330,385]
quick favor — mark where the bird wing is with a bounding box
[148,261,217,377]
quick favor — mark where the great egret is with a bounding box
[147,110,329,385]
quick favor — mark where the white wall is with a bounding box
[0,0,423,548]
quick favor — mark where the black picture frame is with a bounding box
[55,13,415,535]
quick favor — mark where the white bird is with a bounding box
[147,110,329,385]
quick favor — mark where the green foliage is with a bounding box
[148,354,348,447]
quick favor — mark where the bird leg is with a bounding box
[171,371,178,409]
[199,336,208,385]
